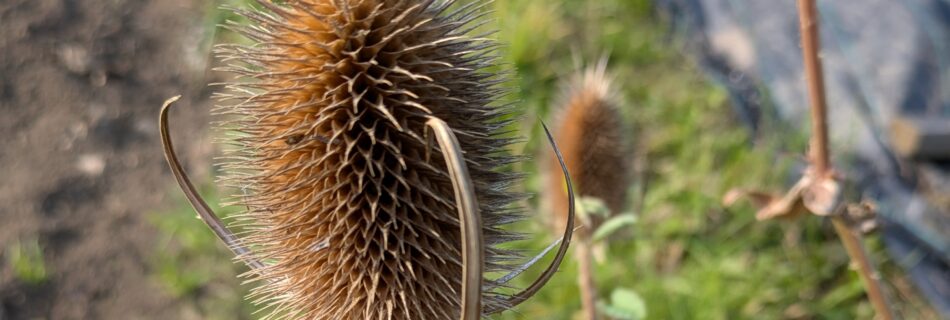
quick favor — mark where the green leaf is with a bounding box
[592,213,638,242]
[610,288,647,320]
[577,196,611,219]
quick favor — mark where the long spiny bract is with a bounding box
[546,61,630,234]
[213,1,524,318]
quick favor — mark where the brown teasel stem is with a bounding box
[798,0,830,175]
[796,1,895,318]
[576,237,597,320]
[424,117,484,319]
[159,96,266,272]
[830,219,894,319]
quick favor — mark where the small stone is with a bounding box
[89,70,108,87]
[77,154,105,176]
[57,44,92,74]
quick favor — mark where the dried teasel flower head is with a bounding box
[544,59,631,235]
[155,0,577,319]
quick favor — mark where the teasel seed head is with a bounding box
[545,60,631,235]
[203,0,548,319]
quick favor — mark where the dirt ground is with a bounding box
[0,0,220,318]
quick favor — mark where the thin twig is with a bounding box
[795,1,895,318]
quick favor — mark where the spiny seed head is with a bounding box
[213,1,525,318]
[545,61,630,235]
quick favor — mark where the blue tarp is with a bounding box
[658,0,950,315]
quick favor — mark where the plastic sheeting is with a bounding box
[658,0,950,315]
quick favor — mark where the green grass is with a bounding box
[150,185,253,319]
[151,0,932,319]
[5,237,48,285]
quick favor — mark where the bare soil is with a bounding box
[0,0,219,318]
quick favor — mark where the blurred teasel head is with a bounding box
[545,60,630,235]
[159,0,575,319]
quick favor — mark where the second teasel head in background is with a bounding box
[543,60,632,236]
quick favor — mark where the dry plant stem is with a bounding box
[576,236,597,320]
[796,1,894,318]
[159,95,266,271]
[829,220,893,320]
[425,117,483,320]
[830,219,893,319]
[798,0,830,175]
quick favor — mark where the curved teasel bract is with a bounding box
[196,0,571,318]
[160,96,266,271]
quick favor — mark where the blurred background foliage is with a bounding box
[149,0,937,319]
